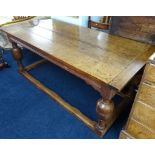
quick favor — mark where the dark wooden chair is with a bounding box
[88,16,111,31]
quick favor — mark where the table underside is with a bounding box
[14,57,138,137]
[10,42,141,137]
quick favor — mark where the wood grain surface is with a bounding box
[2,19,155,91]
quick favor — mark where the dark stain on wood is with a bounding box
[110,16,155,45]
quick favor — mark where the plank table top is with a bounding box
[2,19,155,91]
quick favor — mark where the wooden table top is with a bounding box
[2,19,155,91]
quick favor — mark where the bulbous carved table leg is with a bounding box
[11,42,24,72]
[95,98,114,136]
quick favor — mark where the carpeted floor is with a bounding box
[0,49,132,139]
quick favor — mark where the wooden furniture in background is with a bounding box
[88,16,111,30]
[110,16,155,44]
[120,53,155,139]
[2,19,155,137]
[0,16,35,27]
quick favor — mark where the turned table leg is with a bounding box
[95,99,114,135]
[95,86,116,137]
[11,42,24,72]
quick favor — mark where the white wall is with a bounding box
[51,16,103,27]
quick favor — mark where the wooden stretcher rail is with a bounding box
[25,59,47,71]
[22,69,97,131]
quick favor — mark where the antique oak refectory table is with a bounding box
[2,19,155,137]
